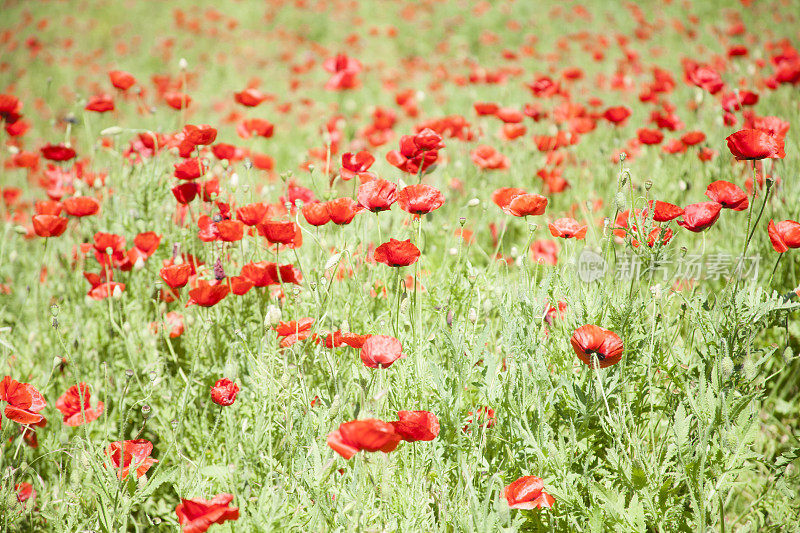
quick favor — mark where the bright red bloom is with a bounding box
[463,407,496,432]
[210,378,239,406]
[374,239,420,267]
[32,214,68,237]
[174,158,206,180]
[644,200,684,222]
[752,116,790,141]
[85,94,115,113]
[216,220,244,242]
[323,54,362,90]
[56,383,104,426]
[236,203,268,226]
[41,143,76,162]
[61,196,99,217]
[341,151,376,182]
[725,129,785,160]
[234,88,269,107]
[504,194,547,217]
[109,70,136,90]
[637,128,664,145]
[175,493,239,533]
[16,482,36,506]
[88,282,125,300]
[686,63,724,94]
[172,182,200,204]
[548,218,587,239]
[492,187,527,209]
[302,202,331,226]
[603,106,631,125]
[257,220,296,244]
[327,419,401,459]
[237,118,274,139]
[326,197,363,225]
[357,179,397,212]
[133,232,160,258]
[570,325,624,368]
[360,335,404,369]
[705,180,748,211]
[386,129,443,174]
[677,202,722,232]
[680,131,706,146]
[0,376,46,427]
[241,262,302,287]
[391,411,440,442]
[160,263,191,289]
[274,318,315,347]
[187,280,229,307]
[183,124,217,146]
[106,439,157,480]
[396,184,444,215]
[164,92,191,110]
[504,476,555,509]
[768,220,800,253]
[474,102,499,115]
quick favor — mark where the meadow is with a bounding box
[1,0,800,531]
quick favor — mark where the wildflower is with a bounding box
[504,476,555,509]
[373,239,420,267]
[327,419,401,459]
[0,376,46,426]
[360,335,404,369]
[56,383,104,426]
[210,378,240,406]
[570,325,624,368]
[105,440,157,479]
[175,494,239,533]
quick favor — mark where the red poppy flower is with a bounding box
[644,200,684,222]
[637,128,664,145]
[603,106,631,125]
[172,182,200,204]
[187,280,229,307]
[677,202,722,232]
[164,92,191,110]
[386,129,442,174]
[548,218,587,239]
[570,325,624,368]
[768,220,800,253]
[32,214,68,237]
[234,88,269,107]
[60,196,99,217]
[360,335,404,369]
[56,383,104,426]
[323,54,362,91]
[396,184,444,215]
[504,476,555,509]
[326,197,363,225]
[233,203,266,226]
[470,144,509,170]
[40,143,76,162]
[474,102,499,115]
[257,220,296,244]
[357,179,397,212]
[175,493,239,533]
[35,201,62,215]
[133,232,160,258]
[680,131,706,146]
[504,194,548,217]
[210,378,239,406]
[725,129,785,160]
[302,201,331,226]
[686,63,724,94]
[215,220,244,242]
[88,282,125,300]
[106,439,157,480]
[237,118,274,139]
[492,188,527,209]
[109,70,136,90]
[16,482,36,506]
[327,419,401,459]
[85,94,115,113]
[341,151,376,182]
[174,158,206,180]
[374,239,420,267]
[705,180,748,211]
[752,116,789,141]
[391,410,440,441]
[159,263,191,289]
[183,124,217,146]
[0,376,46,426]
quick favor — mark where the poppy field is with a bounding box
[2,0,800,531]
